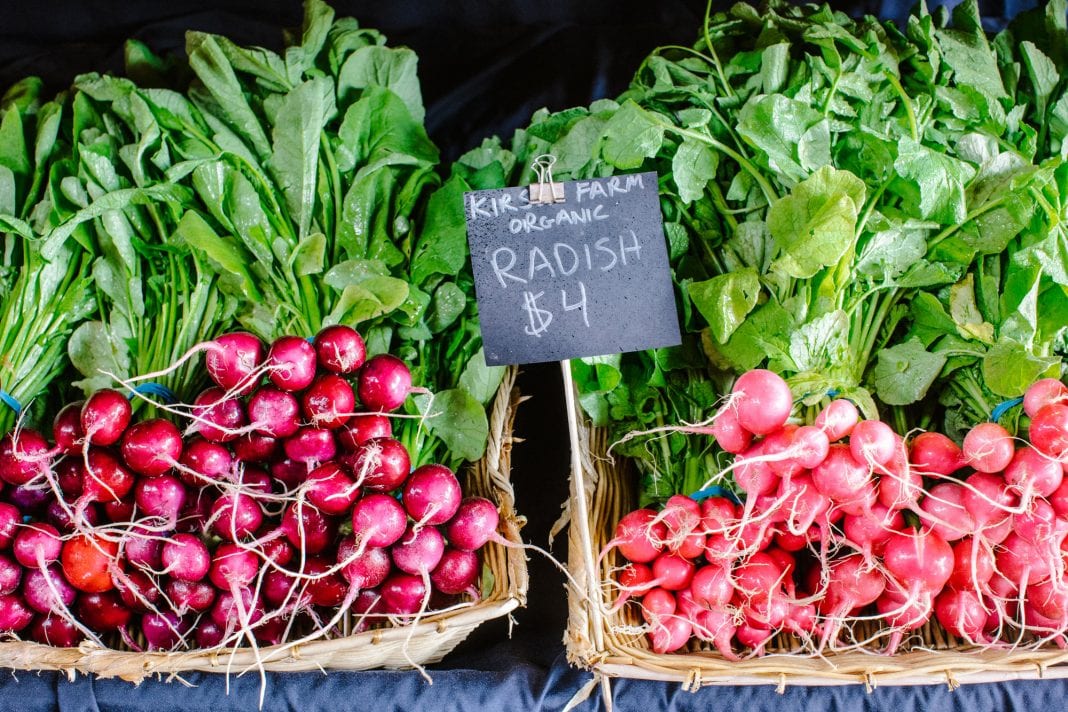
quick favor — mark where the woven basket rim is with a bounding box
[560,365,1068,689]
[0,367,528,682]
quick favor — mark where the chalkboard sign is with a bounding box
[464,171,682,366]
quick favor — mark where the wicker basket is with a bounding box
[561,364,1068,692]
[0,368,528,683]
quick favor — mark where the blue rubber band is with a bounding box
[991,396,1024,423]
[689,485,741,504]
[131,382,178,405]
[0,389,22,414]
[826,388,840,398]
[306,336,316,344]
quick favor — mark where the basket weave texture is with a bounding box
[0,368,528,683]
[563,373,1068,690]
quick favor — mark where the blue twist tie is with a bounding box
[689,485,742,504]
[991,396,1024,423]
[306,336,316,344]
[0,389,22,414]
[132,382,178,405]
[826,388,840,398]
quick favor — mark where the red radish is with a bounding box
[81,449,134,504]
[919,482,974,542]
[238,467,273,495]
[52,402,85,455]
[14,524,62,567]
[1028,578,1068,621]
[850,420,896,466]
[812,444,870,502]
[0,594,33,632]
[209,543,260,590]
[338,414,393,450]
[191,388,247,443]
[30,615,83,648]
[909,432,965,475]
[352,588,383,630]
[210,492,264,541]
[403,464,461,526]
[381,573,428,616]
[267,336,318,392]
[232,432,279,463]
[345,437,410,492]
[1030,404,1068,461]
[303,375,355,429]
[358,355,414,412]
[134,474,186,524]
[195,620,225,648]
[350,495,407,549]
[1025,378,1068,418]
[1005,446,1063,498]
[123,529,162,570]
[650,614,692,653]
[391,525,446,575]
[882,529,954,593]
[120,418,182,476]
[283,427,337,465]
[305,462,359,515]
[338,540,391,589]
[431,548,480,596]
[262,538,294,567]
[730,369,792,436]
[0,555,21,595]
[9,484,50,511]
[948,537,995,590]
[815,399,859,441]
[177,490,212,534]
[963,422,1015,473]
[270,458,308,489]
[247,387,301,439]
[315,325,366,375]
[0,429,50,485]
[262,569,305,609]
[281,502,338,554]
[785,602,819,637]
[22,565,76,614]
[1051,478,1068,518]
[161,533,210,582]
[303,558,348,607]
[818,554,885,649]
[935,588,988,641]
[80,389,132,446]
[211,588,263,628]
[444,497,503,552]
[77,590,131,632]
[733,552,786,598]
[116,570,162,612]
[56,460,84,498]
[204,332,264,396]
[710,408,751,454]
[142,611,189,651]
[178,438,233,485]
[787,425,831,470]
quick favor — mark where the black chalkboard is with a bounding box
[464,171,682,366]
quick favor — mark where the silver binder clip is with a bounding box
[528,154,565,205]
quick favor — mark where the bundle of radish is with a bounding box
[603,370,1068,657]
[0,326,506,657]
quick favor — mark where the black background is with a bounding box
[1,1,1061,710]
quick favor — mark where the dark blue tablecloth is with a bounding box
[0,2,1057,709]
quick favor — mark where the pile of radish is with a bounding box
[0,327,505,651]
[605,369,1068,657]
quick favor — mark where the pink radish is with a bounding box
[304,462,359,515]
[729,369,792,436]
[444,497,506,552]
[403,464,462,526]
[711,408,752,454]
[1025,378,1068,418]
[281,502,338,554]
[1005,446,1063,499]
[338,414,393,451]
[0,430,51,486]
[351,494,407,549]
[247,386,301,438]
[812,444,870,502]
[935,588,988,642]
[267,335,318,392]
[345,437,410,492]
[948,536,995,590]
[80,389,132,446]
[210,492,264,541]
[909,432,965,475]
[814,399,858,441]
[120,418,182,476]
[161,534,210,582]
[849,420,896,467]
[431,548,480,597]
[1030,404,1068,461]
[380,573,428,616]
[611,562,654,610]
[338,540,391,590]
[391,525,446,576]
[52,402,85,455]
[191,388,246,443]
[963,422,1014,473]
[303,375,355,429]
[919,482,974,542]
[314,325,366,375]
[601,508,666,564]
